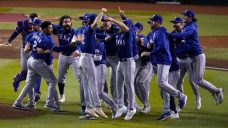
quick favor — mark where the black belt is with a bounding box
[61,52,71,56]
[119,58,128,62]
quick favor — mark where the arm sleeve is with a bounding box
[169,27,195,38]
[8,31,19,43]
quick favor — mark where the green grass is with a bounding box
[0,59,228,128]
[205,48,228,61]
[1,7,228,36]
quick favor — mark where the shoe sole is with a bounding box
[94,110,108,118]
[85,110,99,118]
[12,105,29,110]
[124,111,136,120]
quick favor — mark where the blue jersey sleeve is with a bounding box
[169,26,195,38]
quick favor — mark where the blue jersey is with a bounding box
[169,30,188,59]
[52,24,78,56]
[131,29,139,57]
[147,27,172,65]
[8,19,33,47]
[169,22,203,57]
[96,24,119,56]
[115,29,134,59]
[94,42,106,66]
[28,32,56,65]
[80,25,97,54]
[137,34,151,65]
[168,35,180,72]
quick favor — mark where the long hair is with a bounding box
[192,17,198,22]
[59,15,72,26]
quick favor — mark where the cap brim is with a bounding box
[170,20,177,23]
[181,12,186,15]
[101,19,110,22]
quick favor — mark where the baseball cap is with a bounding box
[134,22,143,30]
[170,17,183,23]
[123,19,133,28]
[31,17,42,26]
[79,13,97,22]
[181,10,195,18]
[149,14,163,24]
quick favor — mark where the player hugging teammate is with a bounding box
[5,8,224,121]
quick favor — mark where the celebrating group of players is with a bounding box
[1,7,224,121]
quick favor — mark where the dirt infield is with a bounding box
[0,13,26,22]
[0,104,41,119]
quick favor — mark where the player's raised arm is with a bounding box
[91,8,107,30]
[106,16,129,32]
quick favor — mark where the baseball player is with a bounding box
[103,16,137,120]
[52,15,84,110]
[0,13,42,95]
[119,8,141,110]
[13,21,71,111]
[142,14,187,121]
[169,17,201,111]
[169,10,224,105]
[133,22,154,114]
[94,37,117,118]
[75,9,108,118]
[95,15,120,106]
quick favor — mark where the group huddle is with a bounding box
[2,7,224,121]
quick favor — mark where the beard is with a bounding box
[64,25,71,30]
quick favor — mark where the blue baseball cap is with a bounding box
[31,17,42,26]
[149,14,163,24]
[170,17,183,23]
[134,22,143,30]
[123,19,133,28]
[79,13,89,20]
[181,10,195,18]
[79,13,97,22]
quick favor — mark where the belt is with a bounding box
[81,53,94,57]
[119,57,133,62]
[61,52,72,56]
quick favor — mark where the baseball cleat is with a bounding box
[124,108,136,121]
[94,107,108,118]
[170,111,179,119]
[195,96,201,110]
[12,102,28,110]
[59,94,65,103]
[24,103,36,109]
[216,88,224,105]
[114,106,126,119]
[176,106,181,112]
[78,114,96,120]
[179,94,187,109]
[44,104,53,110]
[157,111,172,121]
[140,106,151,114]
[85,108,99,118]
